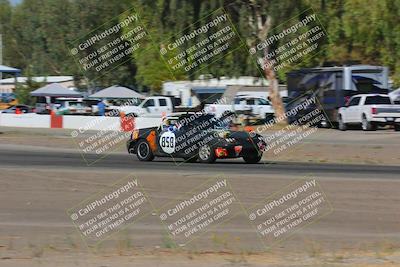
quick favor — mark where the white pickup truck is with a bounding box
[206,96,275,122]
[119,96,174,117]
[338,94,400,131]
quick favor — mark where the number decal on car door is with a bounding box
[159,131,176,154]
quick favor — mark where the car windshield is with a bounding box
[69,102,84,108]
[159,117,179,131]
[175,114,221,130]
[234,98,243,104]
[258,98,270,105]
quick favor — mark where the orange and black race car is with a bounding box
[127,112,266,163]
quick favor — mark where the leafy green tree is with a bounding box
[5,0,135,88]
[3,0,400,91]
[14,66,44,105]
[0,0,13,67]
[125,0,187,93]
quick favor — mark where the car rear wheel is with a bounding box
[361,114,376,131]
[136,140,154,161]
[243,153,262,164]
[338,115,347,131]
[198,145,216,163]
[265,113,275,124]
[395,124,400,131]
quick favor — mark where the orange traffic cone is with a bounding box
[15,108,22,114]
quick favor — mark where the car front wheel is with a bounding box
[136,140,155,161]
[198,145,216,163]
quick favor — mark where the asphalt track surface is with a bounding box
[1,142,400,267]
[1,147,399,179]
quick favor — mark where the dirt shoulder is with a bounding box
[1,249,400,267]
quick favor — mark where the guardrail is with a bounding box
[0,113,162,131]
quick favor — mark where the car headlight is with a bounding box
[132,130,139,140]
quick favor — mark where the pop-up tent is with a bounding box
[0,65,21,75]
[0,65,21,87]
[89,85,145,99]
[30,83,82,97]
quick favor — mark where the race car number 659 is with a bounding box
[160,131,176,154]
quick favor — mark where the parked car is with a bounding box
[206,95,275,123]
[119,96,181,117]
[338,94,400,131]
[34,96,58,114]
[1,105,33,114]
[55,99,92,115]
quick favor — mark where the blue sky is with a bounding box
[9,0,22,5]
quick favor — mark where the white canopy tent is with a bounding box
[30,83,82,97]
[89,85,145,99]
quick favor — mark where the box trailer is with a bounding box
[286,65,389,125]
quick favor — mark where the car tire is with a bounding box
[395,124,400,131]
[136,139,154,161]
[338,115,347,131]
[198,145,216,163]
[265,113,275,124]
[243,153,262,164]
[361,114,376,131]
